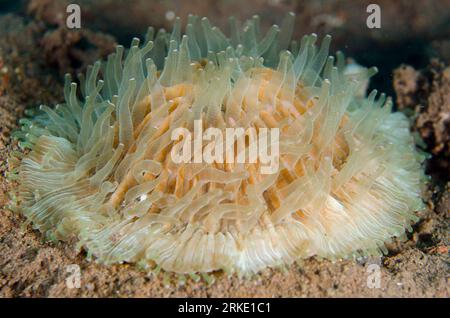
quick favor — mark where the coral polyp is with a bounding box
[10,14,425,276]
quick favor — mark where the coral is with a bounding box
[10,14,425,276]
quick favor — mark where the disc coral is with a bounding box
[9,14,425,276]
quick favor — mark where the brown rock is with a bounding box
[394,60,450,181]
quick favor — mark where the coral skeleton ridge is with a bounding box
[10,13,425,276]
